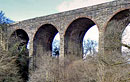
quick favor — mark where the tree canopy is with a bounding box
[0,11,14,24]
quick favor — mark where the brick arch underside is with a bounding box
[104,9,130,57]
[9,29,29,81]
[64,18,97,60]
[33,24,58,67]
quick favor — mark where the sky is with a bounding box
[0,0,63,21]
[0,0,114,21]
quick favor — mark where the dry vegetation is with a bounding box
[0,25,130,82]
[0,43,23,82]
[29,55,59,82]
[28,52,130,82]
[62,53,130,82]
[0,25,28,82]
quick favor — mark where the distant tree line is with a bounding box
[52,39,98,58]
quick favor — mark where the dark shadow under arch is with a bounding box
[9,29,29,48]
[9,29,29,81]
[64,17,99,60]
[33,24,59,67]
[104,9,130,56]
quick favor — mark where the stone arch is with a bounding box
[64,17,99,60]
[33,24,59,67]
[9,29,29,81]
[104,9,130,56]
[9,29,29,48]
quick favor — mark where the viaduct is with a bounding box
[6,0,130,80]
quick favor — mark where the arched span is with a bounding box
[33,24,59,67]
[9,29,29,49]
[104,8,130,31]
[122,23,130,61]
[104,9,130,56]
[64,17,99,60]
[9,29,29,81]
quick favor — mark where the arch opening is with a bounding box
[104,9,130,63]
[122,23,130,62]
[33,24,59,57]
[33,24,59,66]
[32,24,59,81]
[52,33,60,57]
[9,29,29,49]
[83,25,99,59]
[9,29,29,81]
[64,17,99,60]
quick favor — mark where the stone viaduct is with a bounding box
[7,0,130,77]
